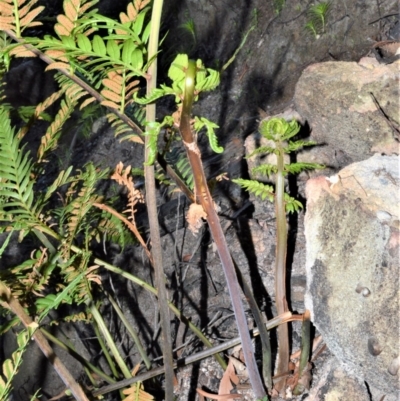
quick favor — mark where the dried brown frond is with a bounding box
[186,203,207,234]
[111,162,144,220]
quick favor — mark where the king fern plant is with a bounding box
[233,117,324,396]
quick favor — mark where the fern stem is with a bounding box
[233,259,272,390]
[274,143,290,395]
[41,328,116,385]
[89,254,227,369]
[293,310,311,395]
[146,1,175,399]
[106,291,152,370]
[88,302,132,379]
[0,281,90,401]
[180,61,266,399]
[93,312,298,397]
[92,321,119,378]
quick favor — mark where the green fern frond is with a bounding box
[284,193,303,213]
[259,118,300,141]
[165,147,194,190]
[247,145,277,158]
[0,329,32,400]
[194,116,223,153]
[284,162,325,175]
[63,163,108,254]
[251,164,278,177]
[308,2,331,33]
[284,140,317,153]
[0,107,46,235]
[95,212,136,250]
[232,178,275,202]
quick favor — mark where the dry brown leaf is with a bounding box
[219,358,237,398]
[186,203,207,234]
[228,356,248,379]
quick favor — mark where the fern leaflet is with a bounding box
[232,178,275,202]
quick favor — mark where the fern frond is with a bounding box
[37,75,95,162]
[100,69,140,111]
[106,113,143,143]
[0,107,45,234]
[0,329,32,400]
[119,2,150,36]
[165,147,194,190]
[54,0,99,37]
[63,163,108,254]
[251,164,278,177]
[5,248,57,299]
[95,212,136,249]
[43,166,74,202]
[122,381,154,401]
[194,116,223,154]
[232,178,275,202]
[37,98,74,162]
[246,145,277,158]
[111,162,144,221]
[0,0,44,37]
[260,118,300,141]
[284,140,317,153]
[284,193,303,213]
[34,89,64,119]
[284,162,325,175]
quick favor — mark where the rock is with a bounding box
[304,356,371,401]
[304,154,399,396]
[294,58,400,165]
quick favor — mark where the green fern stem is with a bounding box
[88,301,131,379]
[92,320,120,378]
[86,250,227,369]
[274,142,290,394]
[41,328,116,385]
[12,0,21,38]
[106,291,152,370]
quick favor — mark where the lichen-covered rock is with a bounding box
[304,154,399,396]
[294,58,400,164]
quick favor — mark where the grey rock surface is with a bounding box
[304,154,400,396]
[294,58,400,164]
[304,356,371,401]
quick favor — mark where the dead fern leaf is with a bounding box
[122,382,154,401]
[8,45,36,57]
[111,162,144,219]
[0,0,44,34]
[186,203,207,234]
[55,14,74,36]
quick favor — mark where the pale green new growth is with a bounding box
[305,1,331,37]
[135,54,223,163]
[235,117,323,213]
